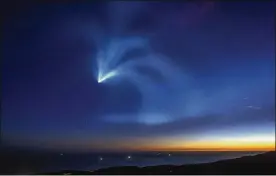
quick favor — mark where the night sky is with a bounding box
[2,1,275,152]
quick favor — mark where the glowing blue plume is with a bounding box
[94,36,266,125]
[94,37,195,125]
[96,37,149,84]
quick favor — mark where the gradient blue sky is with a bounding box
[2,1,275,151]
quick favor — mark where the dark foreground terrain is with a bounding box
[41,151,276,175]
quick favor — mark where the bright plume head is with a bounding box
[95,37,149,84]
[97,70,118,83]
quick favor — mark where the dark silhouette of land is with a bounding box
[39,151,275,175]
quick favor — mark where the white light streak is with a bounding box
[97,70,118,83]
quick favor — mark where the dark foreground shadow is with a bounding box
[39,151,275,175]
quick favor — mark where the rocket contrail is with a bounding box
[95,37,192,125]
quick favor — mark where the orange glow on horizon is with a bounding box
[124,135,275,152]
[137,145,275,152]
[56,133,275,152]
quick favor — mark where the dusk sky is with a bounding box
[2,1,275,152]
